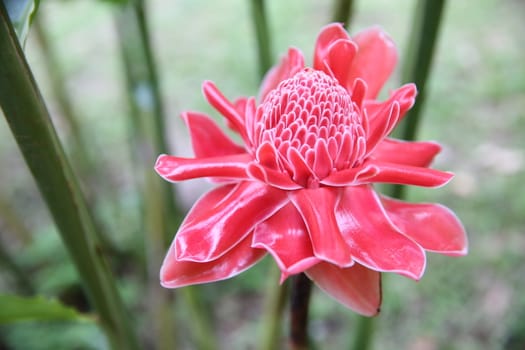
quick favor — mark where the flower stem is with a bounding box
[331,0,355,29]
[351,316,375,350]
[0,4,140,349]
[181,286,216,350]
[259,264,289,350]
[250,0,273,79]
[391,0,447,199]
[289,273,312,350]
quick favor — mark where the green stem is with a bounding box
[115,2,215,349]
[0,3,140,350]
[250,0,273,79]
[351,316,375,350]
[181,287,216,350]
[331,0,355,28]
[390,0,447,199]
[289,273,312,350]
[258,264,289,350]
[114,2,178,349]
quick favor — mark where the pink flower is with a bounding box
[155,23,467,316]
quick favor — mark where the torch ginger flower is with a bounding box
[155,23,467,316]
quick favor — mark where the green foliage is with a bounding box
[0,294,90,323]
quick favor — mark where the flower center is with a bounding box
[253,69,366,188]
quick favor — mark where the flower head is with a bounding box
[155,23,467,316]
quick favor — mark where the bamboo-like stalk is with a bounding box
[391,0,448,199]
[114,1,215,349]
[258,264,289,350]
[331,0,355,28]
[0,4,140,349]
[250,0,273,79]
[352,2,448,350]
[114,3,177,349]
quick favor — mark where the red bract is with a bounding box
[155,23,467,316]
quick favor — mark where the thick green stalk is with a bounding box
[352,2,448,350]
[258,264,289,350]
[181,287,216,350]
[350,316,374,350]
[115,2,215,349]
[114,2,177,349]
[250,0,273,79]
[391,0,447,199]
[0,3,140,350]
[331,0,354,28]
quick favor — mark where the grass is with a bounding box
[1,0,524,349]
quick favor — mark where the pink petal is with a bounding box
[319,39,358,90]
[242,97,258,148]
[313,139,333,179]
[348,27,398,99]
[335,185,427,280]
[175,182,288,262]
[313,23,351,71]
[259,48,305,102]
[290,188,354,267]
[247,162,302,190]
[182,111,246,158]
[365,160,453,188]
[381,197,468,256]
[306,262,381,316]
[233,96,248,115]
[371,138,442,167]
[161,234,266,288]
[202,81,247,139]
[320,164,378,187]
[365,84,417,152]
[155,154,252,182]
[252,203,320,280]
[287,147,314,186]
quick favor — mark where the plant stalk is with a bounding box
[0,3,140,349]
[331,0,355,28]
[250,0,273,79]
[115,1,215,349]
[391,0,447,200]
[289,273,312,350]
[258,264,290,350]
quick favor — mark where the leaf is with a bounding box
[2,0,39,45]
[0,294,91,324]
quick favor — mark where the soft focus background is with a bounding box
[1,0,524,349]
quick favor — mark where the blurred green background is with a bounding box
[1,0,524,349]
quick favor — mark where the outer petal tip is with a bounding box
[154,154,174,180]
[306,263,382,316]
